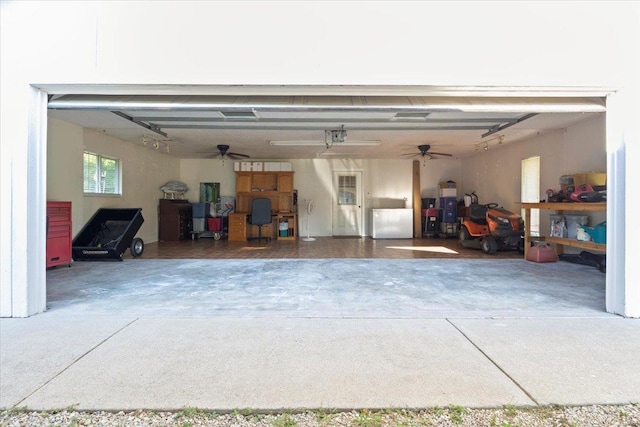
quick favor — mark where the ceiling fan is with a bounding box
[205,144,250,159]
[402,144,453,160]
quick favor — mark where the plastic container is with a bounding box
[582,221,606,244]
[279,221,288,237]
[191,202,210,218]
[565,215,589,240]
[207,217,222,232]
[421,198,436,209]
[192,218,206,232]
[526,243,558,263]
[550,214,567,238]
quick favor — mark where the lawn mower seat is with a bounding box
[469,204,488,224]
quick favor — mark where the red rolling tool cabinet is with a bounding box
[46,201,72,268]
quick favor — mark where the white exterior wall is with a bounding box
[1,2,638,317]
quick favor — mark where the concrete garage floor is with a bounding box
[3,257,640,411]
[45,258,607,318]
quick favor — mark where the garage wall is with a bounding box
[460,115,606,233]
[47,118,84,236]
[179,158,417,237]
[47,119,180,243]
[420,159,463,201]
[179,159,237,204]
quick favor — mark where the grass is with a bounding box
[449,405,467,424]
[353,409,384,427]
[176,407,214,419]
[272,412,298,427]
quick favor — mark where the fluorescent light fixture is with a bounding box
[270,140,380,146]
[318,152,364,157]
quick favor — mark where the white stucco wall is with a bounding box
[1,1,638,316]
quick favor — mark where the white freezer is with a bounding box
[370,208,413,239]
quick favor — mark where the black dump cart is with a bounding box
[72,208,144,261]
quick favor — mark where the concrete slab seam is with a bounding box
[12,318,140,409]
[446,318,539,406]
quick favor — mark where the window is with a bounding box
[83,152,121,195]
[338,175,357,205]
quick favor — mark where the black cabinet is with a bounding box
[158,199,192,241]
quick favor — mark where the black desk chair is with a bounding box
[248,198,272,242]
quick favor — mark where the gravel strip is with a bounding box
[1,404,639,427]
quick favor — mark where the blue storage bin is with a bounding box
[443,210,457,223]
[192,202,210,218]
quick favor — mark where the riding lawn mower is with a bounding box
[459,203,525,254]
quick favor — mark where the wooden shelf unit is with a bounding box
[230,171,297,241]
[522,202,606,259]
[235,171,294,214]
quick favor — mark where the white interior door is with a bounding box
[332,171,363,236]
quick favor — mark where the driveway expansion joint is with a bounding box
[446,318,540,406]
[12,318,140,409]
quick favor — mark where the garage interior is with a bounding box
[43,91,608,316]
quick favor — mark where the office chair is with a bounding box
[247,198,272,242]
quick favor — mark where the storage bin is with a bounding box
[565,215,589,239]
[439,188,457,198]
[441,222,458,234]
[192,202,210,218]
[550,214,567,238]
[442,210,457,223]
[421,198,436,209]
[439,181,456,188]
[582,221,606,244]
[440,197,457,211]
[573,172,606,186]
[207,217,222,232]
[192,218,206,232]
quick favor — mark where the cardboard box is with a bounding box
[573,172,606,187]
[439,188,457,198]
[252,162,263,171]
[265,162,281,171]
[439,181,456,189]
[234,162,240,171]
[240,161,251,171]
[280,162,292,171]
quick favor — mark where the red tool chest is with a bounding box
[47,201,72,268]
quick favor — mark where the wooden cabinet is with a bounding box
[231,171,296,240]
[276,212,297,240]
[47,201,72,268]
[522,202,606,259]
[158,199,192,241]
[278,173,293,193]
[235,171,295,214]
[235,174,252,193]
[228,213,249,241]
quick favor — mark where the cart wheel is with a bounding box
[214,232,221,241]
[130,237,144,257]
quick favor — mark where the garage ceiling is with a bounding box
[47,94,605,160]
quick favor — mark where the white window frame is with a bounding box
[83,151,122,196]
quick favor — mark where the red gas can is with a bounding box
[526,243,558,263]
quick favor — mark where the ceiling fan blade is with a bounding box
[228,152,250,159]
[428,152,453,157]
